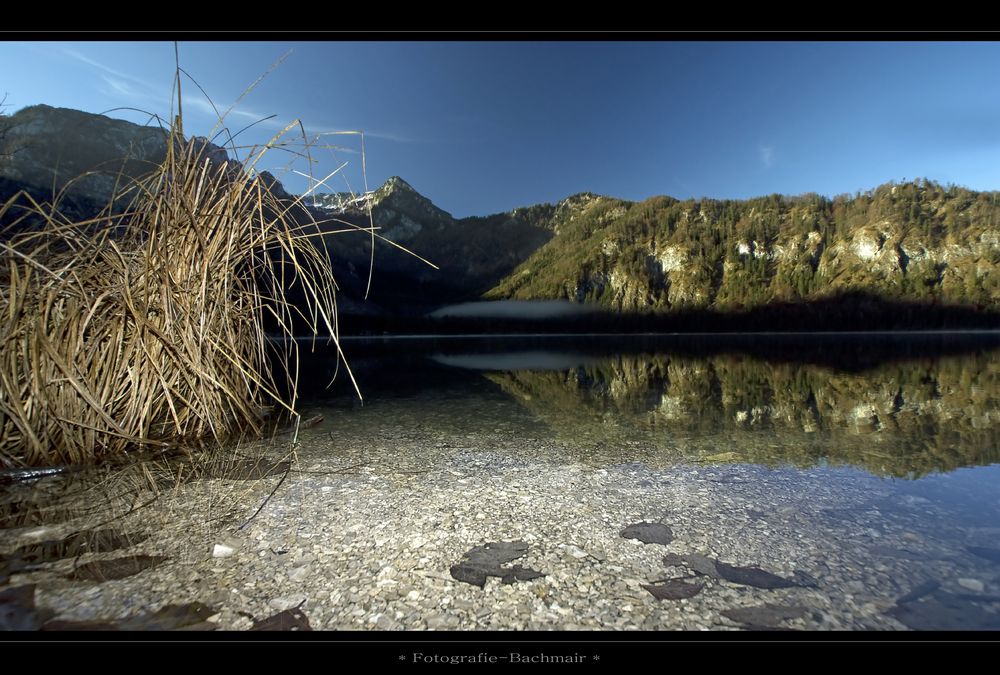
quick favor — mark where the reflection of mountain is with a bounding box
[486,351,1000,477]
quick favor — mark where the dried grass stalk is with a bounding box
[0,121,350,467]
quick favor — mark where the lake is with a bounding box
[2,332,999,630]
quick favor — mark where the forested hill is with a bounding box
[485,180,1000,313]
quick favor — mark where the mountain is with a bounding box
[327,178,1000,327]
[0,104,290,223]
[311,177,563,311]
[3,105,999,327]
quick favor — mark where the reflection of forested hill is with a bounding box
[486,351,1000,477]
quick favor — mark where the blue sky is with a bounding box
[2,41,1000,217]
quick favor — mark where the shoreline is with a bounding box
[4,418,998,631]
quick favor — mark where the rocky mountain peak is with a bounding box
[382,175,415,192]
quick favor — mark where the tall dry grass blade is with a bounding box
[0,109,345,467]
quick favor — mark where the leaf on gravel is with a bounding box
[715,562,799,589]
[450,541,544,588]
[642,579,704,600]
[722,603,808,627]
[663,553,719,578]
[252,607,313,631]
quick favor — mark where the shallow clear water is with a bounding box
[287,333,1000,629]
[3,333,999,630]
[311,333,1000,480]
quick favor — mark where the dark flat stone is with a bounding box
[621,522,673,545]
[716,562,798,589]
[663,553,720,578]
[252,607,312,631]
[68,555,168,582]
[722,603,808,627]
[642,579,704,600]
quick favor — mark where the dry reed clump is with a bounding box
[0,123,351,468]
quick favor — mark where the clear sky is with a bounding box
[2,41,999,217]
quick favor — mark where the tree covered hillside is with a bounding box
[486,180,1000,313]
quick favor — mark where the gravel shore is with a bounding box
[3,411,999,631]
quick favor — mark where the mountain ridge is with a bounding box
[3,105,998,323]
[319,175,1000,320]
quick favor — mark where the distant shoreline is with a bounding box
[275,329,1000,342]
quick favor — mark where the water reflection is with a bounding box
[466,348,1000,477]
[3,336,999,631]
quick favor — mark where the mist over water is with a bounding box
[427,300,600,320]
[431,351,599,372]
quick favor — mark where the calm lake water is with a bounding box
[308,332,1000,479]
[290,332,1000,629]
[3,332,999,631]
